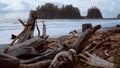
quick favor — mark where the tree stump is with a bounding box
[17,10,38,43]
[116,24,120,28]
[82,23,92,32]
[9,10,38,46]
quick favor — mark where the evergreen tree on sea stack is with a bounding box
[117,13,120,19]
[36,3,81,19]
[86,6,103,19]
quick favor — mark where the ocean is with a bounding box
[0,19,120,44]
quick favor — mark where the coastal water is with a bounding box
[0,19,120,44]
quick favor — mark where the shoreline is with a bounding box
[0,26,118,45]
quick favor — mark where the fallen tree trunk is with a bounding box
[82,23,92,32]
[0,53,52,68]
[17,10,38,43]
[19,60,51,68]
[78,51,114,68]
[48,49,76,68]
[72,25,101,53]
[8,47,36,57]
[0,44,9,53]
[0,53,20,68]
[7,37,42,56]
[20,45,69,64]
[9,10,38,46]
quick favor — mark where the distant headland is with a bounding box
[35,3,120,19]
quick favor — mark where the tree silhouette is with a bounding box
[36,3,58,19]
[117,13,120,19]
[62,5,81,19]
[86,6,103,19]
[36,3,81,19]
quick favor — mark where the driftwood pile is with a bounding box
[0,10,116,68]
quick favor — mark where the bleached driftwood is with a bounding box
[18,19,26,27]
[8,47,36,57]
[79,51,114,68]
[9,10,38,46]
[20,45,69,64]
[42,22,47,39]
[72,25,101,53]
[17,10,38,43]
[9,37,41,50]
[35,21,40,37]
[48,49,76,68]
[88,38,111,52]
[0,44,9,53]
[7,37,41,56]
[0,53,19,68]
[19,60,51,68]
[0,53,51,68]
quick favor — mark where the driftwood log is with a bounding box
[0,53,19,68]
[20,45,69,64]
[18,60,52,68]
[78,51,114,68]
[9,10,38,46]
[5,37,42,57]
[82,23,92,32]
[48,49,76,68]
[72,25,101,53]
[0,53,51,68]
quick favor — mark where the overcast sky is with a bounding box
[0,0,120,19]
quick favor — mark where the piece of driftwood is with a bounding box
[0,53,51,68]
[20,45,69,64]
[41,22,49,45]
[8,47,36,57]
[18,19,26,27]
[11,34,17,39]
[19,60,51,68]
[69,30,78,37]
[72,25,101,53]
[35,21,40,37]
[42,22,47,40]
[89,38,111,52]
[0,44,9,53]
[81,38,111,53]
[7,37,41,56]
[0,53,20,68]
[116,24,120,28]
[82,23,92,32]
[79,51,114,68]
[48,49,76,68]
[9,10,38,46]
[17,10,37,43]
